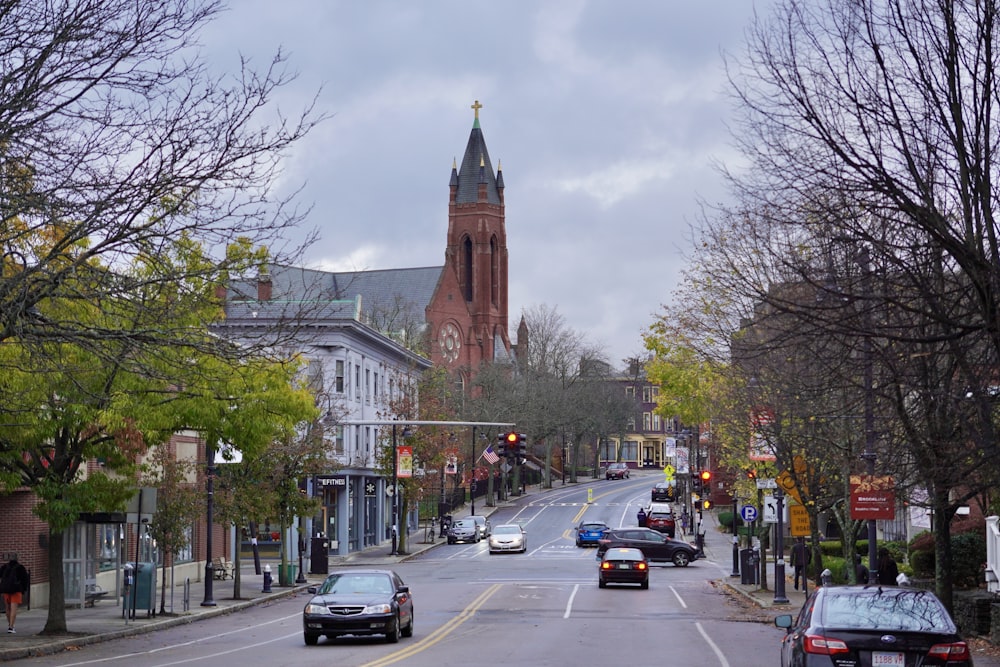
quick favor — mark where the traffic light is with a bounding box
[692,475,702,492]
[496,433,508,456]
[701,499,714,510]
[517,433,527,456]
[699,470,712,488]
[747,469,757,480]
[505,432,519,459]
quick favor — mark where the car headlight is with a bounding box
[363,603,392,614]
[304,603,331,615]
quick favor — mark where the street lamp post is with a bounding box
[773,487,789,604]
[391,424,400,556]
[860,248,879,584]
[470,426,477,516]
[202,443,217,607]
[731,494,740,577]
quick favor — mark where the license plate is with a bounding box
[618,563,630,569]
[872,652,904,666]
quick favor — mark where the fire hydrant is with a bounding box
[262,564,273,593]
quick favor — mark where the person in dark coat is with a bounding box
[876,547,899,585]
[0,554,29,633]
[791,537,810,590]
[636,507,647,527]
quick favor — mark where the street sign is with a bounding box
[756,478,778,489]
[740,505,759,523]
[776,470,803,504]
[663,464,676,478]
[789,505,810,536]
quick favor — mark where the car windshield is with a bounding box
[818,590,956,632]
[495,525,521,534]
[320,573,393,596]
[649,513,672,520]
[605,548,641,560]
[454,520,474,528]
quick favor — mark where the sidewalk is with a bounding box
[696,509,810,612]
[0,482,802,662]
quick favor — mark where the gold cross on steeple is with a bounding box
[471,99,483,120]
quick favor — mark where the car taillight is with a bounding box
[927,641,970,661]
[600,562,612,570]
[636,562,647,570]
[802,634,849,655]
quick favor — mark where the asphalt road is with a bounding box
[14,476,795,666]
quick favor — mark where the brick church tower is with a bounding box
[426,101,512,376]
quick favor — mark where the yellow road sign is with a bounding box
[776,470,803,505]
[663,465,675,477]
[789,505,810,536]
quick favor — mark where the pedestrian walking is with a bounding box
[791,537,810,591]
[0,554,29,633]
[636,507,647,527]
[876,547,899,585]
[680,511,689,536]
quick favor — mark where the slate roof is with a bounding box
[226,263,443,329]
[454,122,502,205]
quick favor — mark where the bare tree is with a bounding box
[0,1,321,361]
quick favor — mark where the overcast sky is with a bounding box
[202,1,769,366]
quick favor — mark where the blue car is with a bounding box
[576,521,610,547]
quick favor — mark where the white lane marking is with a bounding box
[696,621,731,667]
[42,613,303,666]
[564,583,580,618]
[669,585,687,608]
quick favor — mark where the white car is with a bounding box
[469,515,491,538]
[488,524,527,554]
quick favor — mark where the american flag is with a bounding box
[482,446,500,464]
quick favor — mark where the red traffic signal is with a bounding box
[506,432,519,446]
[699,470,712,482]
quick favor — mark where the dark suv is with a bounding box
[597,528,698,567]
[651,482,674,501]
[606,463,630,480]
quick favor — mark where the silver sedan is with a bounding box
[488,524,527,554]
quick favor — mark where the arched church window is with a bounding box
[462,236,473,302]
[490,236,499,307]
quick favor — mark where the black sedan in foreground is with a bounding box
[775,585,971,666]
[599,547,649,589]
[596,528,698,567]
[303,569,414,645]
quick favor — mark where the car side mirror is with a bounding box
[307,586,318,594]
[774,615,793,630]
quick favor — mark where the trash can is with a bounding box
[740,548,759,586]
[281,563,297,585]
[310,537,329,575]
[124,562,155,618]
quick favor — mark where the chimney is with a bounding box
[257,270,272,301]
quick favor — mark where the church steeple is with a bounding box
[452,99,501,205]
[428,100,511,371]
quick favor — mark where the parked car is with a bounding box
[775,585,972,667]
[488,524,527,554]
[645,509,676,538]
[605,463,630,480]
[469,515,491,538]
[597,528,698,567]
[447,518,480,544]
[302,569,414,645]
[599,547,649,589]
[651,481,674,502]
[575,520,611,547]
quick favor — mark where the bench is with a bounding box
[212,557,234,580]
[84,582,108,607]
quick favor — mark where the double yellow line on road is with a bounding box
[360,583,502,667]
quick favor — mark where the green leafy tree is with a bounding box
[141,447,202,615]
